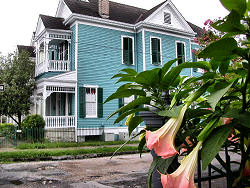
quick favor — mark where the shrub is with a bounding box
[0,123,15,135]
[22,115,45,128]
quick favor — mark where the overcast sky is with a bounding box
[0,0,228,55]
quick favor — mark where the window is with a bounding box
[176,42,185,65]
[151,37,162,65]
[79,86,103,119]
[118,96,135,116]
[85,87,97,117]
[164,12,171,24]
[122,36,134,65]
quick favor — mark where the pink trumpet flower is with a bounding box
[161,142,203,188]
[145,104,188,159]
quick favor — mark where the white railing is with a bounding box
[45,116,75,129]
[48,60,70,72]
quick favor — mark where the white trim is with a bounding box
[83,84,99,88]
[75,21,78,70]
[65,13,135,32]
[150,36,162,66]
[144,0,195,34]
[175,41,186,66]
[121,35,135,66]
[142,29,146,71]
[74,83,78,142]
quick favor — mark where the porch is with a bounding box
[35,31,72,76]
[34,78,77,129]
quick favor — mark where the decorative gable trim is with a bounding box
[55,0,72,20]
[35,17,45,38]
[144,0,195,35]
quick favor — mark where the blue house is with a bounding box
[29,0,203,141]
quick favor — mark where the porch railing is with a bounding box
[45,116,75,129]
[48,60,70,72]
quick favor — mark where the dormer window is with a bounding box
[164,12,171,24]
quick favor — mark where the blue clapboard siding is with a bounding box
[144,31,192,76]
[77,24,137,128]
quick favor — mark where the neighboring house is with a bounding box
[24,0,203,141]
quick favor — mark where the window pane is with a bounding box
[123,37,133,65]
[85,87,97,117]
[151,38,161,65]
[177,43,185,64]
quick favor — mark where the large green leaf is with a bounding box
[104,89,146,103]
[207,81,234,110]
[238,112,250,128]
[220,0,247,16]
[162,59,178,76]
[161,61,210,90]
[128,116,144,136]
[107,97,151,119]
[185,80,214,103]
[120,68,138,76]
[219,60,230,75]
[111,73,128,79]
[185,108,213,119]
[115,76,136,83]
[212,10,245,33]
[114,108,149,124]
[135,68,161,87]
[198,38,238,60]
[201,125,232,170]
[198,119,220,141]
[158,104,185,117]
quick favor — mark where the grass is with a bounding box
[16,140,139,150]
[0,146,146,163]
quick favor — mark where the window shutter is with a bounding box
[118,98,124,116]
[79,87,86,118]
[97,88,103,118]
[192,52,198,72]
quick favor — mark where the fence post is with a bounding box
[197,151,202,188]
[14,125,17,147]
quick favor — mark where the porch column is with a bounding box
[42,86,47,117]
[65,93,69,116]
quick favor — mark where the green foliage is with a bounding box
[0,51,35,127]
[0,123,15,136]
[16,140,139,150]
[0,146,144,162]
[21,115,45,128]
[201,126,232,170]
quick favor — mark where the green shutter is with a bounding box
[79,87,86,118]
[97,88,103,118]
[151,38,161,65]
[118,98,124,116]
[192,52,198,72]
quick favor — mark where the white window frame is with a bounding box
[150,36,162,66]
[84,84,99,118]
[121,35,135,65]
[175,41,186,66]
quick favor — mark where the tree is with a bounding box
[0,51,35,128]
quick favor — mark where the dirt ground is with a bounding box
[0,153,152,188]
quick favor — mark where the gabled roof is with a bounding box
[40,14,70,30]
[63,0,203,36]
[17,45,36,58]
[187,21,204,38]
[64,0,148,24]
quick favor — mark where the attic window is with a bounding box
[164,12,171,24]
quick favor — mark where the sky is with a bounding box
[0,0,228,55]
